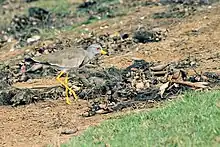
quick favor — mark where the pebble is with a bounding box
[136,82,145,90]
[61,128,78,135]
[27,35,41,44]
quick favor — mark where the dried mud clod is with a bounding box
[153,0,213,19]
[0,61,63,106]
[75,28,167,55]
[78,0,97,9]
[0,51,219,114]
[133,27,168,43]
[153,4,197,19]
[0,0,213,46]
[75,32,137,55]
[160,0,210,5]
[77,0,126,20]
[25,0,39,3]
[5,7,49,33]
[78,58,220,116]
[0,7,50,46]
[0,6,74,46]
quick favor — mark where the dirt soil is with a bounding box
[1,2,220,147]
[99,5,220,71]
[0,100,106,147]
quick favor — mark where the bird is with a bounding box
[24,44,108,104]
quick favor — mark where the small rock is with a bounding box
[107,90,112,95]
[35,52,41,56]
[82,111,96,117]
[121,33,129,40]
[25,49,30,52]
[136,82,145,90]
[140,16,145,20]
[144,81,150,88]
[10,48,15,52]
[96,109,109,114]
[203,16,208,19]
[27,35,41,44]
[190,61,196,67]
[44,50,49,54]
[61,128,78,135]
[99,104,107,109]
[25,0,39,3]
[82,112,90,117]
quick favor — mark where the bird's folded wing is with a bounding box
[32,48,87,68]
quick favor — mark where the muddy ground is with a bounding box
[1,0,220,147]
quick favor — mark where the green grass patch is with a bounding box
[27,0,71,14]
[77,0,127,20]
[62,91,220,147]
[0,0,5,4]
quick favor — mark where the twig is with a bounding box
[172,80,208,89]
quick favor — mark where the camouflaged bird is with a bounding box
[25,44,108,104]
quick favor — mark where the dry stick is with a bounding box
[151,71,167,76]
[172,80,209,89]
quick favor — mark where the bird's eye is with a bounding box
[96,48,100,50]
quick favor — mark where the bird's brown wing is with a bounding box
[33,48,87,68]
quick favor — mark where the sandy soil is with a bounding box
[0,100,106,147]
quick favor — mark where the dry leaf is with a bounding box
[159,82,170,98]
[173,80,209,89]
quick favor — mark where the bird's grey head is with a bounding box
[86,44,108,57]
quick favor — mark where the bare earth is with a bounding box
[0,100,106,147]
[1,2,220,147]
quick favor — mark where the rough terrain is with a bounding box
[1,0,220,146]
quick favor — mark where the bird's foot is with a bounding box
[66,98,71,105]
[57,71,79,104]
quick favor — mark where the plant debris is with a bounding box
[24,0,39,3]
[133,27,168,43]
[75,32,137,55]
[160,0,210,5]
[75,28,167,55]
[0,0,218,115]
[76,0,160,23]
[153,4,197,19]
[0,7,51,45]
[0,55,219,115]
[78,59,212,116]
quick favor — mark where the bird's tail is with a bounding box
[24,57,50,65]
[24,57,38,63]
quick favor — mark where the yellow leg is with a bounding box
[56,71,78,104]
[65,73,71,105]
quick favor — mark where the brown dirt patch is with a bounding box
[12,78,65,89]
[99,4,220,71]
[0,100,106,147]
[0,41,25,62]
